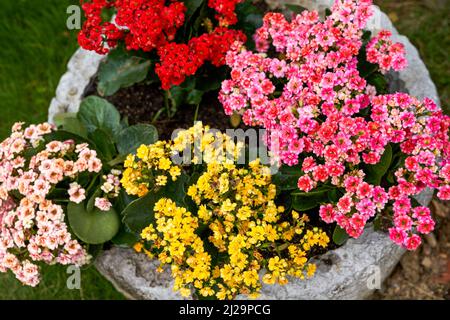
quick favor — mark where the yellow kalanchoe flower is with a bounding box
[127,124,330,300]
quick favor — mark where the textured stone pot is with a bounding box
[48,1,440,300]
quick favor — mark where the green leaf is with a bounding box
[365,144,393,185]
[111,225,140,247]
[332,225,349,245]
[67,201,120,245]
[272,165,302,191]
[236,1,263,49]
[186,89,204,105]
[89,128,117,161]
[44,130,91,146]
[327,188,342,203]
[78,96,121,138]
[160,173,189,206]
[116,124,158,156]
[53,112,77,127]
[169,86,188,110]
[122,174,189,234]
[97,49,151,97]
[86,188,102,213]
[196,75,223,92]
[368,72,388,94]
[53,113,88,138]
[184,0,203,18]
[291,186,334,211]
[122,192,159,234]
[285,4,307,14]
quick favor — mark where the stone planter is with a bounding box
[48,1,440,300]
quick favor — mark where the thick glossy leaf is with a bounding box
[184,0,203,18]
[332,225,349,245]
[272,165,302,191]
[44,130,91,146]
[236,1,263,49]
[291,186,334,211]
[89,128,117,161]
[112,225,140,247]
[368,72,388,94]
[365,144,393,185]
[67,201,120,245]
[53,113,88,138]
[122,174,189,233]
[86,188,101,213]
[122,192,159,234]
[53,112,77,127]
[78,96,121,137]
[186,89,204,105]
[97,49,151,97]
[116,124,158,156]
[161,173,189,206]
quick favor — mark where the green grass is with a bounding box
[0,0,124,300]
[0,0,78,139]
[0,0,447,300]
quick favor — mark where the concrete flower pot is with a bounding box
[48,1,440,300]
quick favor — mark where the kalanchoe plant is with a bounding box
[0,96,158,286]
[78,0,263,116]
[120,123,329,299]
[219,0,450,249]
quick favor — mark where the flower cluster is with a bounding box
[0,123,97,286]
[220,0,393,164]
[121,141,182,196]
[366,30,407,73]
[156,27,246,89]
[77,0,124,55]
[137,159,329,299]
[115,0,186,52]
[78,0,246,89]
[219,0,450,250]
[95,169,122,211]
[121,122,243,196]
[208,0,243,27]
[67,159,120,212]
[373,94,449,249]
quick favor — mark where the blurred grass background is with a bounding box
[0,0,125,300]
[0,0,448,299]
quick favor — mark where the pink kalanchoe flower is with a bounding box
[389,227,407,246]
[95,198,112,212]
[0,123,108,286]
[437,185,450,200]
[366,30,407,73]
[219,0,450,251]
[297,175,315,192]
[319,204,336,224]
[394,215,413,231]
[404,234,422,251]
[68,183,86,204]
[416,217,435,235]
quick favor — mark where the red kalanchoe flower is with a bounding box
[208,0,244,26]
[115,0,186,52]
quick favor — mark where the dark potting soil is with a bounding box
[85,81,248,140]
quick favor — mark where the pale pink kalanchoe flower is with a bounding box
[68,182,86,204]
[0,122,104,286]
[366,30,407,73]
[94,198,112,212]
